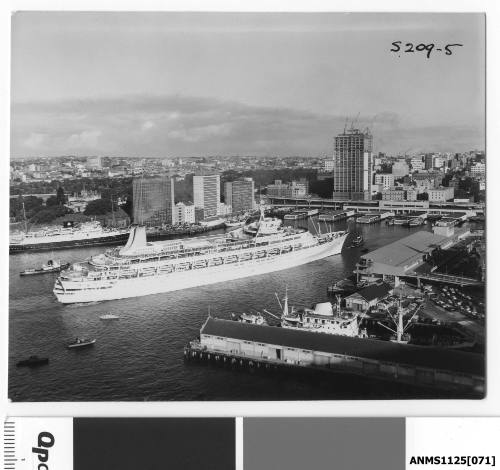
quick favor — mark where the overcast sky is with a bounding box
[11,12,485,158]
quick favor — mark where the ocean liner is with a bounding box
[10,221,130,253]
[53,209,348,304]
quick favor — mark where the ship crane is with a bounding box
[377,297,422,343]
[262,309,282,320]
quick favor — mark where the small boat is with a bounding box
[407,217,425,227]
[99,314,120,321]
[16,355,49,367]
[327,279,357,295]
[224,219,245,229]
[233,312,268,326]
[20,259,70,276]
[349,234,364,248]
[67,337,96,348]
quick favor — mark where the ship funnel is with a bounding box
[119,225,147,255]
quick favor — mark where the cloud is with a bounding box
[66,130,102,149]
[24,132,46,148]
[141,120,155,131]
[10,94,484,157]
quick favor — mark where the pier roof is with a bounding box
[360,231,448,268]
[201,318,484,376]
[348,282,392,302]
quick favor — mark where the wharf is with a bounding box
[186,317,484,396]
[318,210,355,222]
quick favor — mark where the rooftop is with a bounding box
[360,231,448,268]
[201,317,484,376]
[346,282,392,302]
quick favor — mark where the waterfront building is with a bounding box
[224,178,255,213]
[406,188,419,201]
[332,127,373,201]
[427,187,455,202]
[173,202,195,224]
[381,188,406,201]
[412,172,442,190]
[192,317,484,394]
[132,176,175,226]
[355,230,465,282]
[344,282,392,312]
[193,174,221,218]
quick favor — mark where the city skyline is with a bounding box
[11,12,485,158]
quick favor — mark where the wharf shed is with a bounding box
[196,317,484,394]
[344,282,392,311]
[355,230,466,281]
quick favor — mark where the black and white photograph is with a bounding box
[8,11,486,401]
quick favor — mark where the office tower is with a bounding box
[193,174,221,218]
[224,178,255,213]
[333,127,373,200]
[132,176,175,226]
[424,153,434,170]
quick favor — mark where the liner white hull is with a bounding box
[54,235,347,303]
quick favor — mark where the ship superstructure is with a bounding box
[53,209,348,303]
[279,290,365,337]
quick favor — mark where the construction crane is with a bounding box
[350,112,361,130]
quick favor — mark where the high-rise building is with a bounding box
[193,175,220,218]
[424,154,434,170]
[333,128,373,200]
[224,178,255,213]
[132,176,175,226]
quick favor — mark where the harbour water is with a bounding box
[8,219,473,401]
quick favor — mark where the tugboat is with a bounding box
[67,337,96,349]
[20,259,70,276]
[349,233,364,248]
[16,355,49,367]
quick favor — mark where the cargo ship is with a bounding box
[10,221,130,253]
[53,207,348,304]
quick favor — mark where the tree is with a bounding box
[10,195,44,220]
[309,178,334,198]
[45,195,59,207]
[416,192,429,201]
[84,198,113,216]
[29,205,73,225]
[56,186,66,205]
